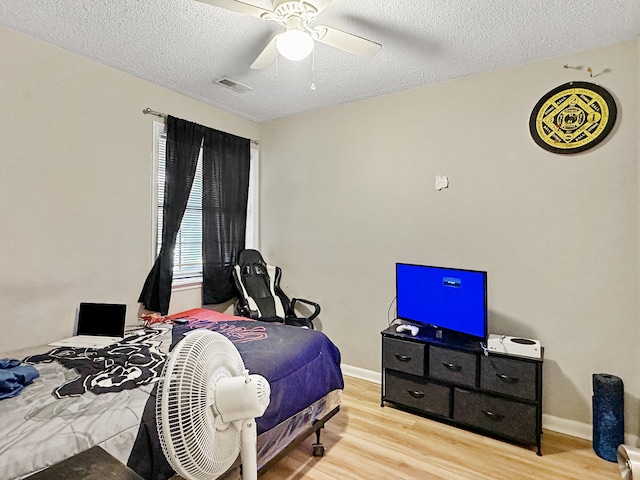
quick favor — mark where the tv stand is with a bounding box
[419,324,443,340]
[401,323,478,350]
[381,326,543,455]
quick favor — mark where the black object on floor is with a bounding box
[592,373,624,462]
[25,446,145,480]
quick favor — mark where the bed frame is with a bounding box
[259,405,340,474]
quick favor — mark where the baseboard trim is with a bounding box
[543,414,639,445]
[341,364,381,384]
[342,363,638,445]
[542,414,592,441]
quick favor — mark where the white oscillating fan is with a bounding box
[156,330,270,480]
[618,445,640,479]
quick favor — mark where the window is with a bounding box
[152,122,259,285]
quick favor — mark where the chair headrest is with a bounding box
[238,249,266,266]
[238,249,269,277]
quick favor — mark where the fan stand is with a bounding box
[239,420,258,480]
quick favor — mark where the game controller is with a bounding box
[395,324,419,336]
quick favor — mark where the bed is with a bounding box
[0,308,344,480]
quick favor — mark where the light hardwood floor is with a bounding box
[260,376,621,480]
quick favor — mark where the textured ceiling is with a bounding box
[1,0,639,123]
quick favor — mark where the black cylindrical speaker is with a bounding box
[593,373,624,462]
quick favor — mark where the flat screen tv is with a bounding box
[396,263,487,341]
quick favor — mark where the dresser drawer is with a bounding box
[385,372,451,417]
[480,355,537,401]
[383,337,425,376]
[453,388,537,444]
[429,346,477,387]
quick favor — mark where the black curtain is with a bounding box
[201,129,251,304]
[138,116,205,315]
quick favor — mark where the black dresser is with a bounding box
[381,326,543,455]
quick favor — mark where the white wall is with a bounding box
[260,40,640,438]
[0,27,259,352]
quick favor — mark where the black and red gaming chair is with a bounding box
[232,249,320,329]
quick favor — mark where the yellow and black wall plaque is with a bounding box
[529,81,617,154]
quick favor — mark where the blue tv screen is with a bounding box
[396,263,487,340]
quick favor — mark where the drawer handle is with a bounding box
[442,362,462,372]
[394,354,412,362]
[481,409,505,421]
[496,373,519,384]
[407,390,425,399]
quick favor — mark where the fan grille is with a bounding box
[156,330,246,480]
[255,378,270,406]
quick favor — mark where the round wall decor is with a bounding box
[529,81,617,154]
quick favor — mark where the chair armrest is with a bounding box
[235,300,259,319]
[290,298,321,321]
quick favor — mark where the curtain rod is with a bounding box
[142,107,259,145]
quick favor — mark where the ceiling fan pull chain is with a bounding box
[310,48,316,91]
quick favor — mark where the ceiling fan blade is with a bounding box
[250,35,279,69]
[195,0,271,18]
[303,0,335,14]
[314,26,381,57]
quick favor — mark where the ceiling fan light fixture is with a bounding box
[276,29,314,61]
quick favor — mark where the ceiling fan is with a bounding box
[196,0,382,69]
